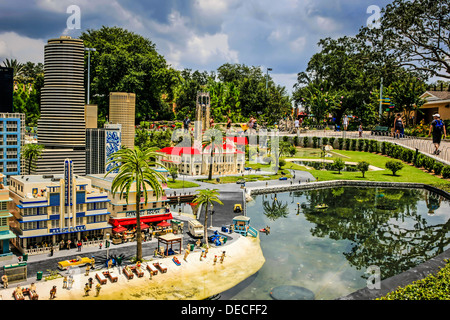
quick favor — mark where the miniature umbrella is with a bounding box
[157,220,171,228]
[112,225,127,233]
[140,222,150,230]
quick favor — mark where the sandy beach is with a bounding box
[0,234,265,300]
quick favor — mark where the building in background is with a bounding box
[0,113,25,184]
[0,174,14,260]
[0,67,13,113]
[86,124,121,175]
[109,92,135,149]
[85,104,98,129]
[8,159,111,256]
[35,36,86,175]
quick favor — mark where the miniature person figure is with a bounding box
[95,283,101,297]
[184,248,190,261]
[108,258,112,269]
[220,255,224,264]
[99,242,103,249]
[204,247,208,258]
[30,283,37,297]
[15,286,24,300]
[50,286,57,299]
[63,276,68,289]
[68,275,74,289]
[88,277,93,289]
[2,274,8,288]
[196,239,201,248]
[154,248,158,257]
[213,255,217,265]
[85,264,90,276]
[84,283,90,296]
[200,250,203,261]
[91,257,95,268]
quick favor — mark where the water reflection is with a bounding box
[229,187,450,300]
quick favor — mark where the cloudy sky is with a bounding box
[0,0,392,94]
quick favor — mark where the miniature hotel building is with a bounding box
[86,170,172,237]
[0,173,15,260]
[8,159,111,255]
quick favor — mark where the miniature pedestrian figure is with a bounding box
[2,274,8,288]
[200,250,204,261]
[204,247,208,258]
[88,277,93,289]
[68,275,74,289]
[220,255,224,264]
[184,248,190,261]
[84,283,90,296]
[95,283,101,297]
[91,257,95,269]
[196,239,201,248]
[213,255,217,265]
[50,246,54,256]
[63,276,68,289]
[77,241,82,252]
[67,239,71,250]
[153,248,158,257]
[50,286,57,299]
[99,242,102,249]
[85,264,90,276]
[107,258,112,269]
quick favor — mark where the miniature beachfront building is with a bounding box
[86,171,172,235]
[0,173,15,260]
[8,159,111,255]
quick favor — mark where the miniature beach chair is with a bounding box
[132,265,144,277]
[96,272,107,285]
[147,263,158,275]
[123,266,134,279]
[103,271,118,283]
[154,262,167,273]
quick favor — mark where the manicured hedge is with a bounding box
[378,260,450,300]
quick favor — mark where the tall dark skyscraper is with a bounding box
[0,67,14,113]
[35,36,86,175]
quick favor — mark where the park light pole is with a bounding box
[85,47,96,105]
[266,68,272,91]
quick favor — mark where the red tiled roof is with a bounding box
[157,147,201,156]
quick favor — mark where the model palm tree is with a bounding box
[2,58,24,80]
[105,146,167,261]
[202,129,222,180]
[22,144,44,174]
[193,188,223,246]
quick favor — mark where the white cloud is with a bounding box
[290,36,307,53]
[0,32,46,63]
[186,32,239,66]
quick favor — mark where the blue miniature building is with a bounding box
[232,215,258,237]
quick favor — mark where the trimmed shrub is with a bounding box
[381,141,387,155]
[322,137,328,146]
[345,138,351,150]
[414,154,425,168]
[338,138,344,150]
[363,139,370,152]
[303,136,309,148]
[329,137,335,148]
[357,139,364,151]
[442,166,450,179]
[293,135,299,146]
[434,162,444,176]
[312,136,318,148]
[351,139,357,151]
[385,160,404,176]
[423,157,436,173]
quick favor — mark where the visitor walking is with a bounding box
[428,114,447,155]
[358,123,363,137]
[394,114,404,139]
[226,116,232,134]
[343,115,349,131]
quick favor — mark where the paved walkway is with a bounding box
[283,130,450,164]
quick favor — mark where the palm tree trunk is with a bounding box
[28,157,32,175]
[203,202,209,247]
[208,149,213,180]
[135,189,143,261]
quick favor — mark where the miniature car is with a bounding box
[236,179,246,184]
[244,167,252,170]
[279,177,288,180]
[58,256,94,270]
[234,204,242,213]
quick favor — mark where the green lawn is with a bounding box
[197,171,292,184]
[166,180,199,189]
[283,149,450,186]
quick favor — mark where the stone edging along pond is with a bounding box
[245,180,450,300]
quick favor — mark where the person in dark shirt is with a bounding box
[428,114,447,155]
[393,114,404,139]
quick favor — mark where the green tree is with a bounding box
[2,58,24,80]
[193,188,223,246]
[333,158,345,174]
[169,167,178,182]
[22,144,44,174]
[385,160,404,176]
[357,161,370,178]
[105,147,167,261]
[80,26,176,122]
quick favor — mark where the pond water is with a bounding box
[223,187,450,300]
